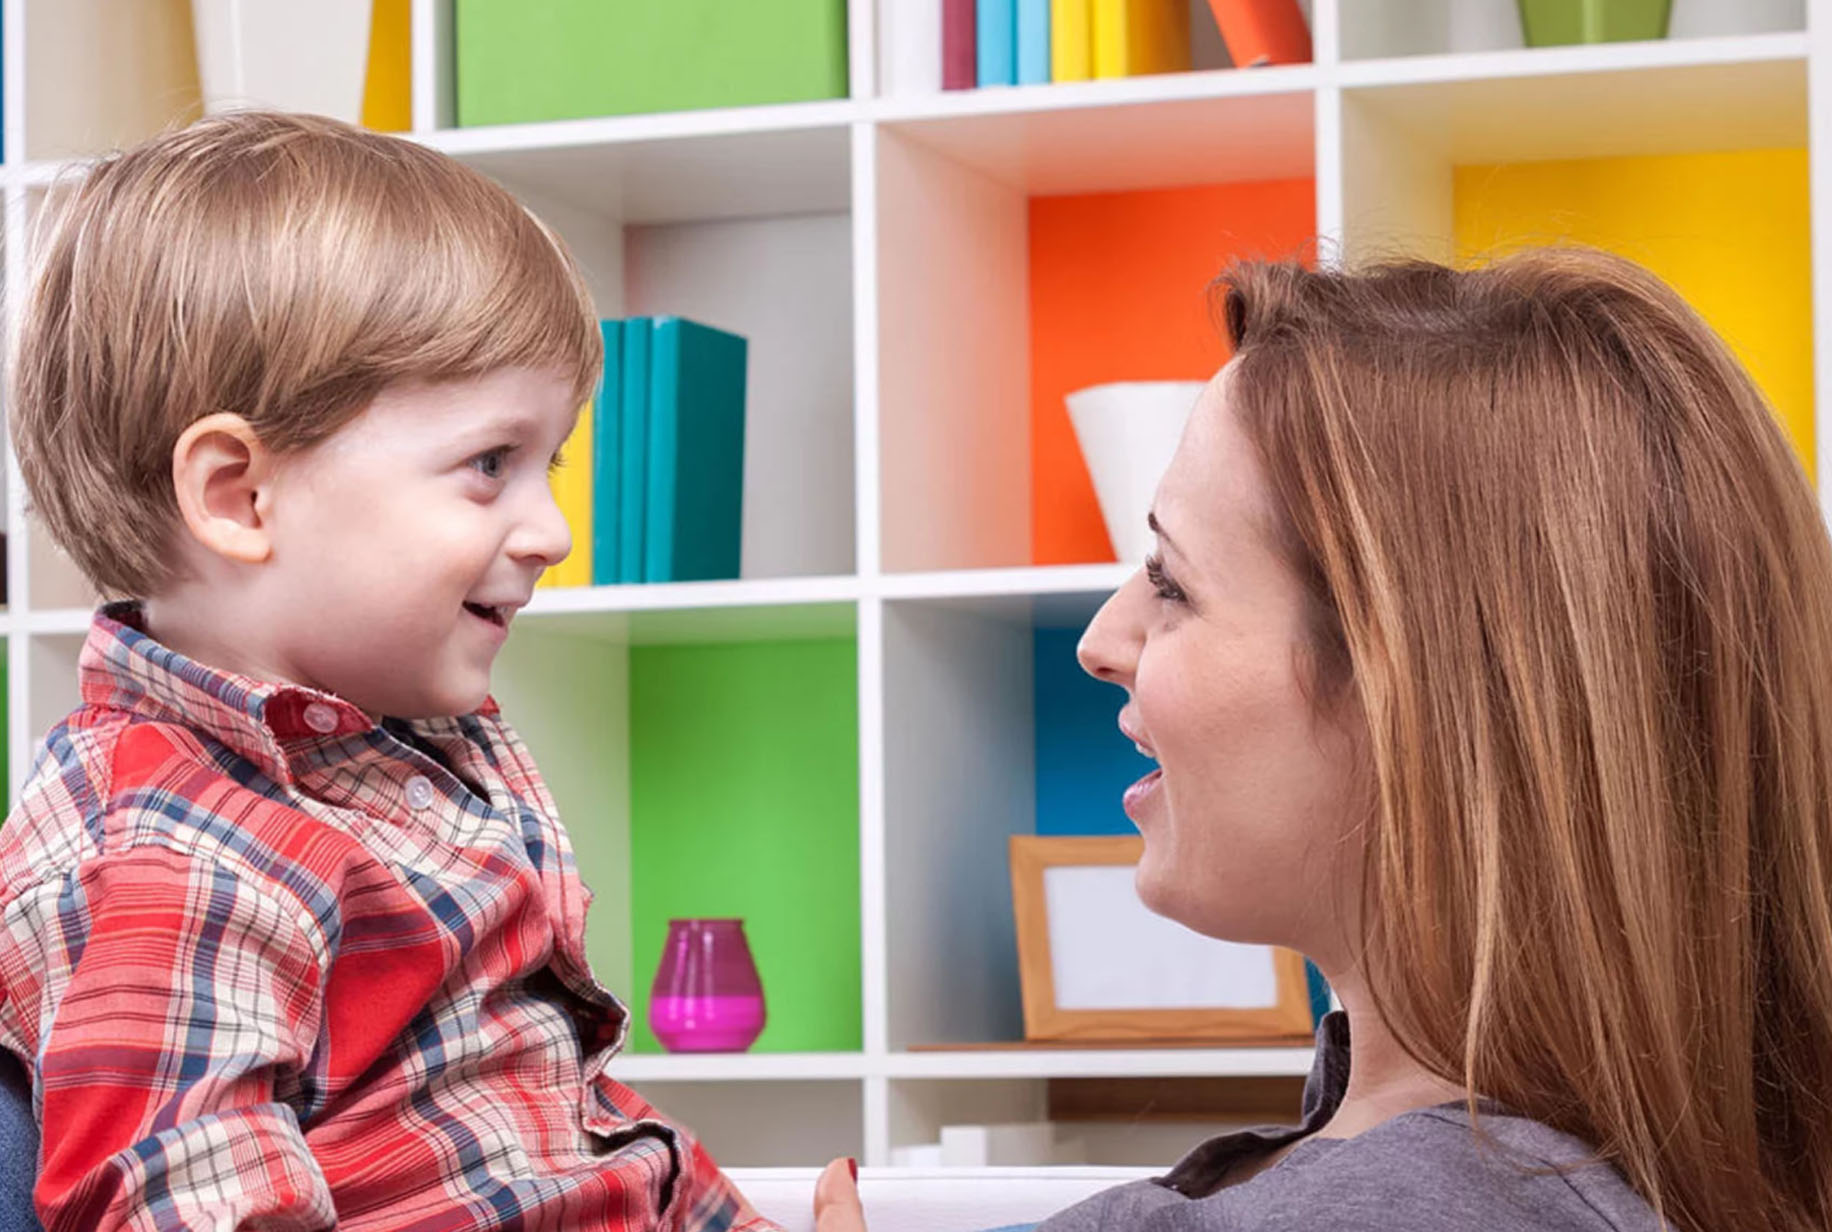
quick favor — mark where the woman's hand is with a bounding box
[813,1157,865,1232]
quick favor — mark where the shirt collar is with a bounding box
[79,601,499,784]
[1300,1008,1352,1125]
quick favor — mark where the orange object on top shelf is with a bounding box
[1029,179,1316,566]
[1206,0,1313,67]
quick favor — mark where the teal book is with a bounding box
[978,0,1017,86]
[589,319,622,586]
[619,318,651,584]
[1018,0,1050,83]
[645,318,748,583]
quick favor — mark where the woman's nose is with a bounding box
[1078,574,1145,687]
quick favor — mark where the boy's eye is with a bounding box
[469,447,511,480]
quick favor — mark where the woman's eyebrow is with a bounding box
[1147,511,1183,558]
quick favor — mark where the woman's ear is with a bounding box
[171,413,276,565]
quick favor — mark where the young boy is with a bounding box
[0,111,776,1231]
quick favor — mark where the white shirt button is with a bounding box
[302,702,340,735]
[405,776,436,811]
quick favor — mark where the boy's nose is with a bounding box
[513,486,573,570]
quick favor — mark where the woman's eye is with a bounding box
[469,447,510,480]
[1144,554,1187,604]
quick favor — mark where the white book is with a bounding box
[881,0,944,96]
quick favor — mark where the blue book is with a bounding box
[589,320,622,585]
[1017,0,1050,84]
[645,318,747,583]
[618,318,651,584]
[977,0,1016,86]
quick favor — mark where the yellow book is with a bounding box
[1052,0,1092,82]
[1092,0,1191,78]
[538,401,594,589]
[360,0,412,132]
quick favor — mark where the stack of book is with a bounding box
[885,0,1309,92]
[539,317,749,590]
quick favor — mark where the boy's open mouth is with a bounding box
[463,602,508,628]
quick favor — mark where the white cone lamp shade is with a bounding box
[1065,381,1205,564]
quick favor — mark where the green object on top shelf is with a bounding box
[455,0,850,126]
[628,637,861,1053]
[1517,0,1670,46]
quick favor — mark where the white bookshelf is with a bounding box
[0,0,1823,1170]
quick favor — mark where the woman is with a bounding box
[818,248,1832,1230]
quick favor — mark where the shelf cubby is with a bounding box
[630,1079,864,1168]
[434,125,859,584]
[495,603,862,1056]
[875,87,1315,573]
[1339,48,1812,465]
[889,1074,1276,1167]
[881,587,1146,1053]
[1339,0,1804,61]
[22,0,200,162]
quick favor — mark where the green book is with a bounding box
[645,318,747,584]
[589,319,622,587]
[619,319,651,585]
[455,0,849,125]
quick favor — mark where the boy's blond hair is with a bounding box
[9,110,603,599]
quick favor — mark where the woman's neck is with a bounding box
[1315,965,1466,1140]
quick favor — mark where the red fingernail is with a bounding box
[847,1157,859,1182]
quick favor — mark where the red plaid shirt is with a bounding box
[0,604,773,1231]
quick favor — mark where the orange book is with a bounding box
[1206,0,1310,66]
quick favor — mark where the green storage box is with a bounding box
[1517,0,1670,46]
[456,0,849,126]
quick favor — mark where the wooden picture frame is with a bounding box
[1009,835,1316,1044]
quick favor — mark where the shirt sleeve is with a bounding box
[7,845,335,1231]
[591,1076,781,1232]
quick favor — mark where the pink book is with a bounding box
[944,0,978,89]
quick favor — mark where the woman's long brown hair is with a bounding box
[1221,248,1832,1230]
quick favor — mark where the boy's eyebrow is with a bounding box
[447,411,545,445]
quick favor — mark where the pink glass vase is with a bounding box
[649,918,767,1053]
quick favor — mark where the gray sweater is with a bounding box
[1038,1012,1662,1231]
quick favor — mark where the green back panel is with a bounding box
[628,637,861,1052]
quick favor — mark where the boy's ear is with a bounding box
[171,413,277,565]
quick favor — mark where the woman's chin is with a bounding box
[1133,851,1182,922]
[1135,853,1280,945]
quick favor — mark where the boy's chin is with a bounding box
[344,677,492,721]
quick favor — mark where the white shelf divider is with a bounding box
[881,1045,1316,1080]
[612,1052,875,1083]
[1810,0,1832,511]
